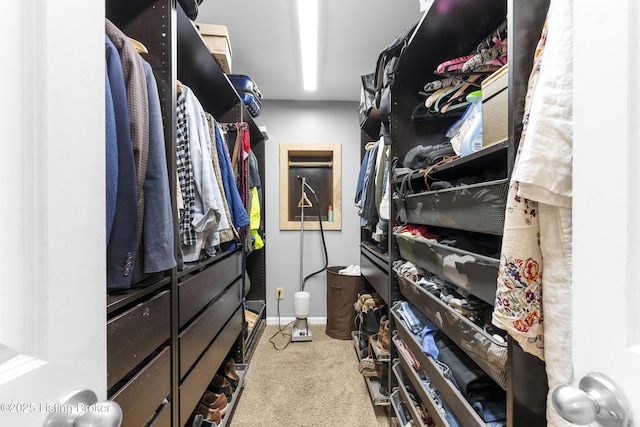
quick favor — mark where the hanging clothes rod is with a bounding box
[288,161,333,168]
[218,122,249,133]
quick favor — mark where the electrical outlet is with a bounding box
[276,287,284,300]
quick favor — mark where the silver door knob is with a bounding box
[552,372,633,427]
[43,389,122,427]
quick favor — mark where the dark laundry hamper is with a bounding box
[325,266,363,340]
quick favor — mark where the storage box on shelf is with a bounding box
[481,64,509,149]
[196,22,232,73]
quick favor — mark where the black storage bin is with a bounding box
[325,266,363,340]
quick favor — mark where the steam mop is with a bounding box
[291,176,328,342]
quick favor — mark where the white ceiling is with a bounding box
[196,0,423,102]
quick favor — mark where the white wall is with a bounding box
[259,100,365,321]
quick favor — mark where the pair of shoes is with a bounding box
[221,358,240,389]
[208,374,233,403]
[196,403,221,424]
[357,293,384,311]
[358,358,383,379]
[376,315,390,352]
[356,294,372,311]
[200,391,228,416]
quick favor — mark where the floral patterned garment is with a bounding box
[492,20,548,360]
[492,181,544,359]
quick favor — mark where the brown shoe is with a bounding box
[377,315,390,351]
[201,391,228,415]
[209,374,233,402]
[196,403,221,424]
[357,294,373,310]
[222,358,240,389]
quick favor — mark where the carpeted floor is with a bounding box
[228,324,388,427]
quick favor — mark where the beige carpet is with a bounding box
[228,324,388,427]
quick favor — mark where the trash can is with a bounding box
[326,266,363,340]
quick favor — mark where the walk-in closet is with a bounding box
[2,0,639,426]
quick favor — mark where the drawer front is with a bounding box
[179,278,242,378]
[147,400,171,427]
[360,252,389,305]
[179,307,243,427]
[179,250,242,326]
[107,290,170,389]
[111,347,170,427]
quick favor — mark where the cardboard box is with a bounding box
[196,22,232,73]
[481,64,508,148]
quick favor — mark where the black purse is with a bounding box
[359,73,376,125]
[178,0,204,20]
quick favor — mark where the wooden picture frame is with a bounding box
[279,143,342,230]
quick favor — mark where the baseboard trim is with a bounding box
[265,316,326,326]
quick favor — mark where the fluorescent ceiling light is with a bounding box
[297,0,318,91]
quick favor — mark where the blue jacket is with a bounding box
[138,58,176,275]
[105,34,138,289]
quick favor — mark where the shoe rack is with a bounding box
[352,295,392,407]
[358,0,550,425]
[104,1,267,426]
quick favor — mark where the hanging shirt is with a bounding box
[181,86,223,262]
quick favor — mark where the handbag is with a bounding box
[402,142,456,170]
[359,73,376,125]
[373,22,418,122]
[178,0,204,20]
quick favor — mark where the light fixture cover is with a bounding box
[297,0,318,91]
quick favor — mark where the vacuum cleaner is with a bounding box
[291,176,328,342]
